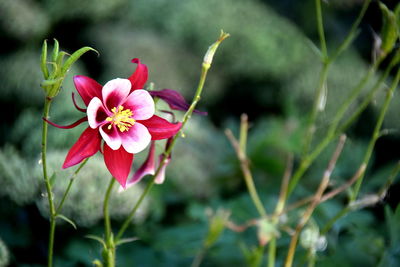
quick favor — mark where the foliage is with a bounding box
[0,0,399,266]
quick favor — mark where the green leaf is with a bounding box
[51,39,59,63]
[49,172,57,187]
[56,214,77,230]
[379,2,398,55]
[85,235,107,249]
[40,77,64,88]
[41,40,49,79]
[115,237,139,246]
[56,52,69,72]
[61,46,98,75]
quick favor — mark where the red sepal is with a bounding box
[139,115,182,140]
[103,143,134,188]
[63,127,101,168]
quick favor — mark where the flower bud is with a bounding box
[203,30,230,69]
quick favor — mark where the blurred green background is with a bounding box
[1,0,400,266]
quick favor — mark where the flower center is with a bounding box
[105,105,135,132]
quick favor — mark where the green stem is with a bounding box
[338,49,400,134]
[242,161,267,217]
[351,67,400,200]
[103,178,116,267]
[330,0,371,61]
[321,67,400,235]
[268,238,276,267]
[42,97,57,267]
[303,63,330,156]
[315,0,328,59]
[104,178,115,243]
[56,158,88,213]
[287,56,384,196]
[292,0,374,195]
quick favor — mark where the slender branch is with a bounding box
[225,128,267,217]
[285,163,366,213]
[321,66,400,235]
[104,178,116,243]
[284,135,345,267]
[56,158,89,214]
[287,55,385,197]
[338,48,400,134]
[351,67,400,200]
[315,0,328,59]
[269,154,293,267]
[330,0,372,61]
[41,98,57,267]
[290,0,377,197]
[103,178,116,267]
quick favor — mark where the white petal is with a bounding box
[120,123,151,154]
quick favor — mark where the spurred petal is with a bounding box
[128,58,148,91]
[155,155,170,184]
[120,122,151,154]
[87,97,109,128]
[74,75,103,106]
[72,92,86,113]
[44,117,87,129]
[63,127,101,168]
[139,115,182,140]
[126,141,156,188]
[100,124,122,150]
[102,78,131,110]
[103,144,133,187]
[124,89,155,120]
[150,89,207,115]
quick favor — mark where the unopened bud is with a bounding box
[203,30,230,69]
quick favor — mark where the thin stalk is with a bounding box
[104,178,115,243]
[225,129,267,217]
[351,67,400,200]
[303,63,330,156]
[116,32,229,242]
[56,158,88,213]
[284,175,330,267]
[288,56,384,196]
[302,0,330,155]
[41,97,57,267]
[338,49,400,133]
[103,178,116,267]
[268,155,293,267]
[284,135,345,267]
[321,67,400,235]
[315,0,328,59]
[292,0,375,196]
[329,0,371,61]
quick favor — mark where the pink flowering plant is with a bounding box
[39,32,229,267]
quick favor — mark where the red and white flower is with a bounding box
[48,59,182,187]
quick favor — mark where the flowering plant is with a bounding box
[46,59,182,187]
[38,31,229,267]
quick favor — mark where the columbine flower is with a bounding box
[47,59,182,187]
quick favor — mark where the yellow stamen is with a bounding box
[105,105,135,132]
